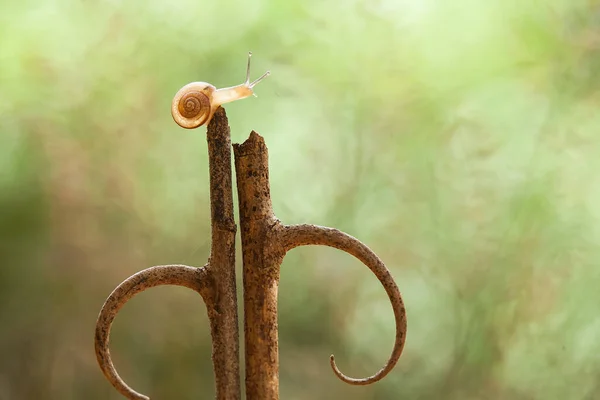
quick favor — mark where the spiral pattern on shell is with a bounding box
[179,90,209,120]
[171,83,216,129]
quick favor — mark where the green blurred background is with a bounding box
[1,0,600,398]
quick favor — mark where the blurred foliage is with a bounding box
[1,0,600,398]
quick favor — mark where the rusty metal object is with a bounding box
[234,131,407,399]
[94,108,240,400]
[94,109,407,400]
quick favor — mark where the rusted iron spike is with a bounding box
[94,108,240,400]
[234,131,407,400]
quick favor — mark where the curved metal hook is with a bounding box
[280,224,407,385]
[94,264,212,400]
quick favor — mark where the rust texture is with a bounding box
[94,108,240,400]
[280,224,407,384]
[233,131,285,400]
[233,131,407,399]
[94,265,213,400]
[203,107,240,399]
[95,108,407,400]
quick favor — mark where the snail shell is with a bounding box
[171,83,216,129]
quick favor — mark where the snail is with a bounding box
[171,52,270,129]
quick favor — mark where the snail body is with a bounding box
[171,53,270,129]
